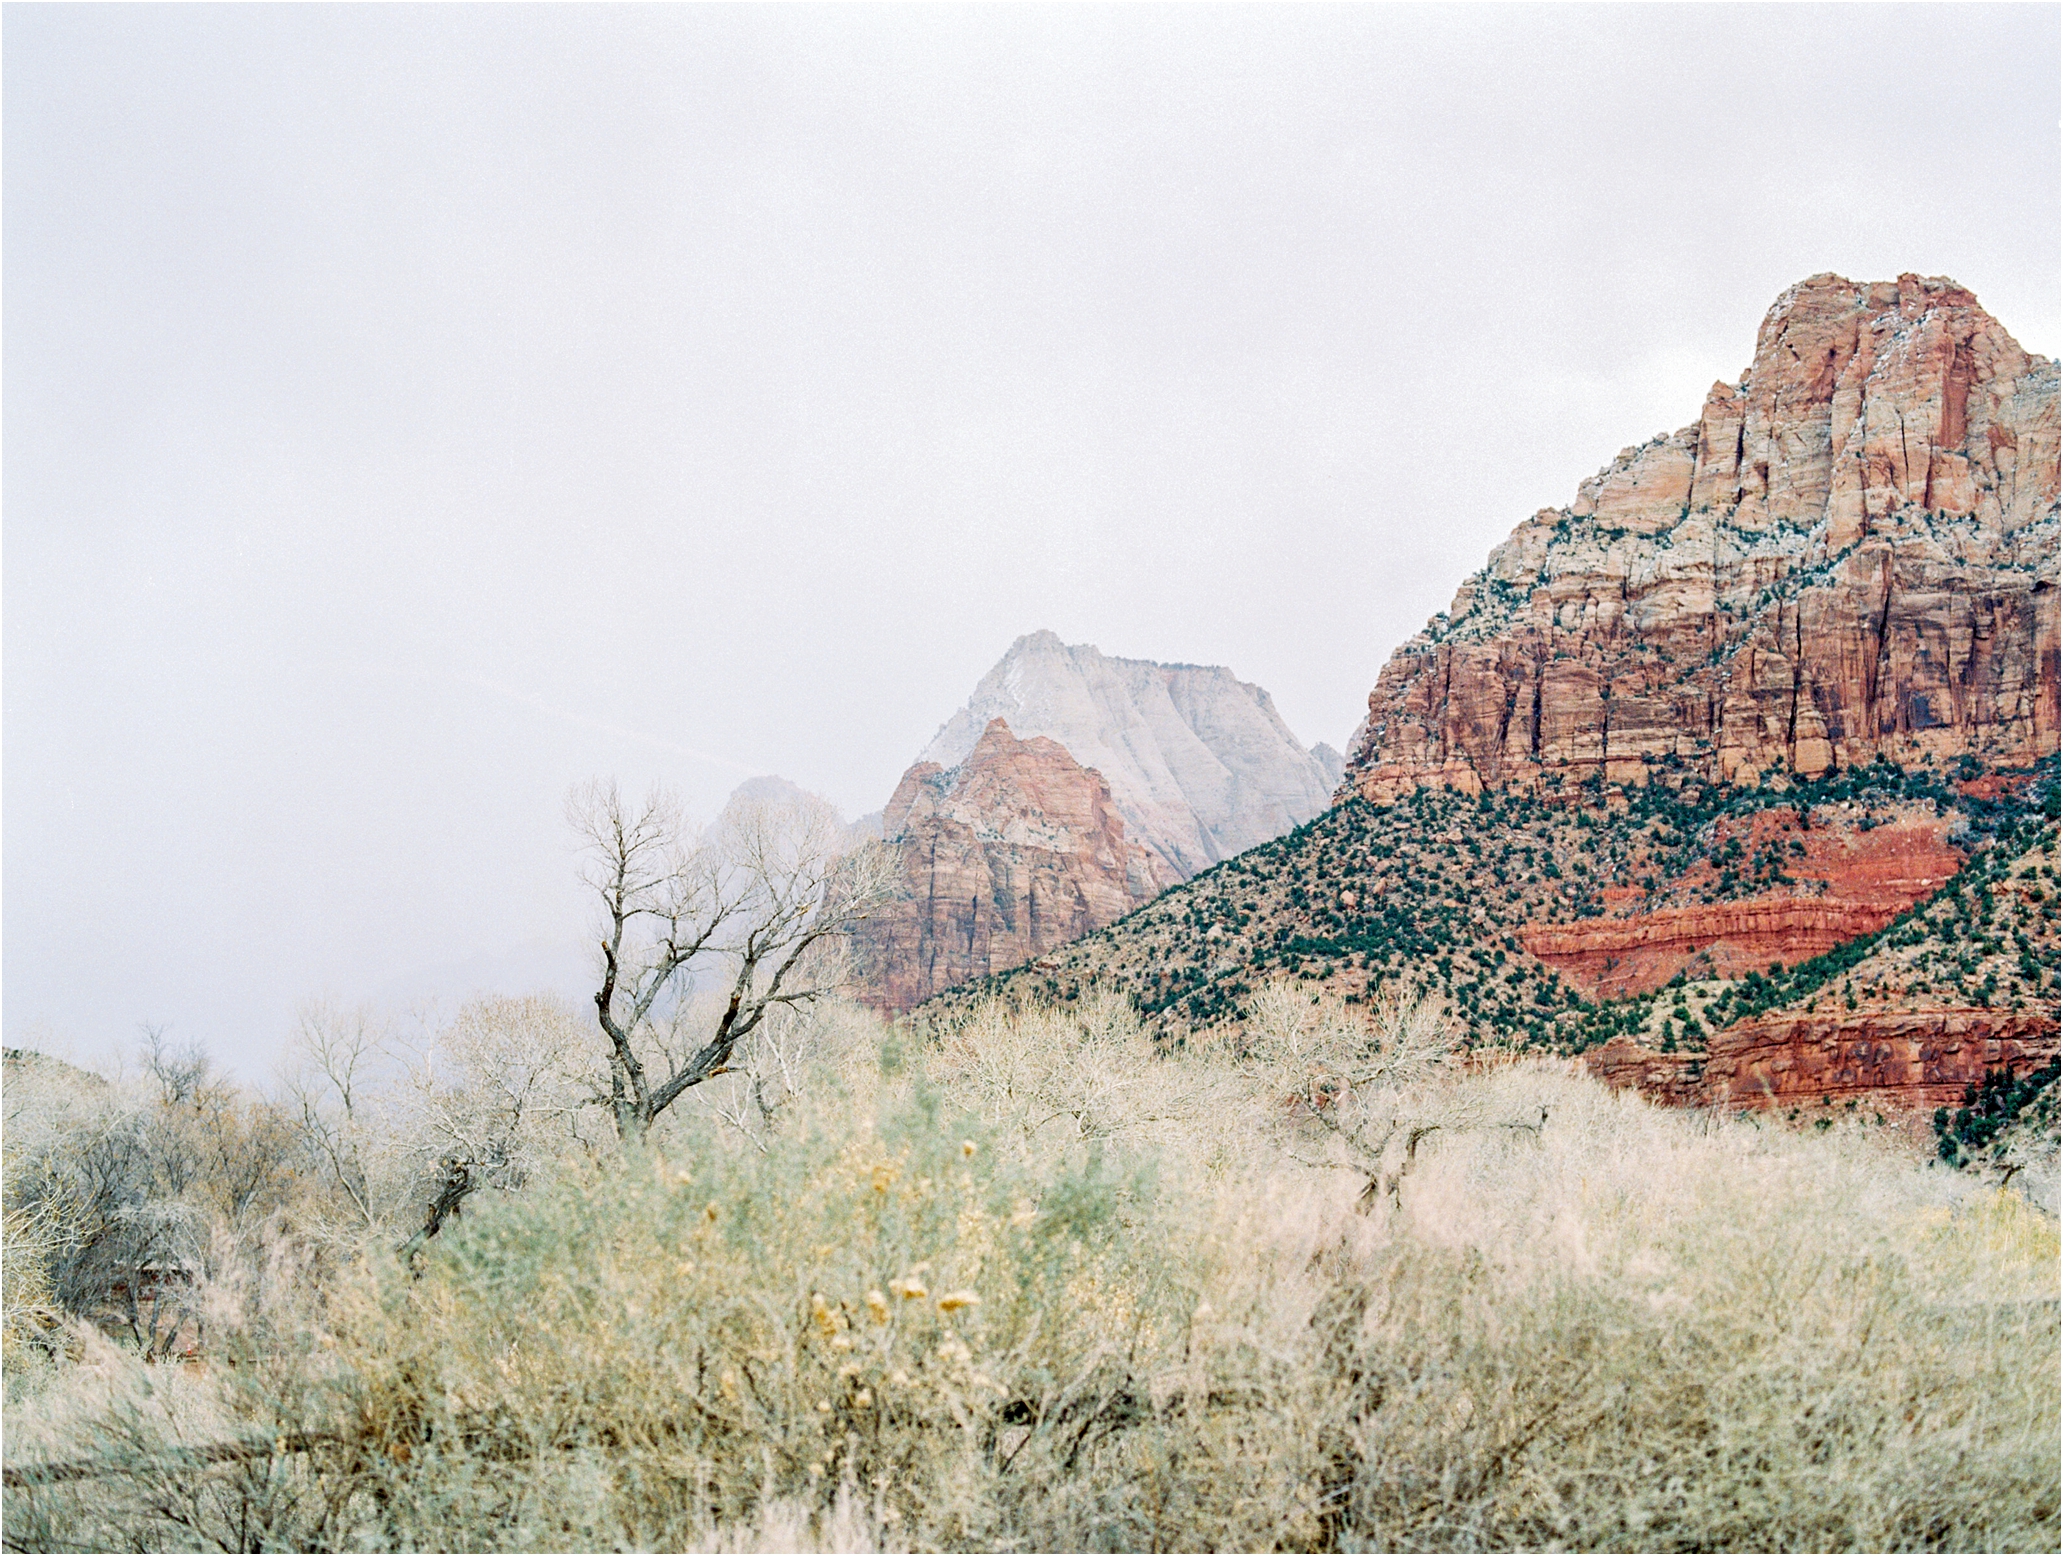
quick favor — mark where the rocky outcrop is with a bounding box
[850,719,1166,1014]
[925,631,1339,879]
[1582,1038,1704,1107]
[1525,900,1911,1000]
[1702,1009,2060,1111]
[1520,803,1966,997]
[1345,274,2060,804]
[1588,1010,2061,1113]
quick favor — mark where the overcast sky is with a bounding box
[7,4,2058,1076]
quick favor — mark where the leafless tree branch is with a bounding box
[568,778,894,1143]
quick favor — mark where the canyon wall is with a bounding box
[1344,274,2060,804]
[915,276,2058,1132]
[850,719,1166,1014]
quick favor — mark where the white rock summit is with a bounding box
[919,629,1338,880]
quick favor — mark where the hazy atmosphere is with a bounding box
[8,3,2059,1077]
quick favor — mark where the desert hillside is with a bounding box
[936,275,2060,1122]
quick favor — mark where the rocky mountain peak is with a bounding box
[851,716,1166,1014]
[921,631,1337,878]
[848,634,1340,1012]
[1344,274,2059,803]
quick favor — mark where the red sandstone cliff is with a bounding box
[850,719,1170,1014]
[1345,274,2060,804]
[1588,1011,2060,1114]
[1519,803,1966,998]
[1582,806,2060,1113]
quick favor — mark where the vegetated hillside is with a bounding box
[1933,1054,2060,1212]
[1,1048,107,1092]
[929,762,2060,1112]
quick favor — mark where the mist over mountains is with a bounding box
[10,5,2059,1078]
[923,272,2058,1126]
[919,629,1341,878]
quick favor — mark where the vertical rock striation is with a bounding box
[1344,274,2060,803]
[850,719,1168,1015]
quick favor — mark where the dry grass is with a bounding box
[5,992,2057,1552]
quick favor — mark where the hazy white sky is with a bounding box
[7,4,2058,1075]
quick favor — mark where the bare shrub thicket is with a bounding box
[3,781,895,1386]
[1,1035,312,1367]
[915,988,1245,1179]
[7,986,2057,1553]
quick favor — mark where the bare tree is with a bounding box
[696,993,878,1150]
[5,1030,309,1358]
[282,1000,392,1236]
[1237,983,1549,1210]
[569,779,894,1144]
[380,994,605,1259]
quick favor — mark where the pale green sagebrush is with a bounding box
[4,994,2057,1552]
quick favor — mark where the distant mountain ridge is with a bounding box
[922,629,1339,879]
[931,274,2059,1123]
[850,631,1341,1012]
[850,719,1166,1014]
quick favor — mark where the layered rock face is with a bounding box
[1588,1012,2060,1113]
[850,719,1166,1014]
[1345,274,2060,804]
[1581,782,2061,1115]
[926,630,1339,879]
[1519,803,1965,998]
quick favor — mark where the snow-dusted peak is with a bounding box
[914,632,1336,879]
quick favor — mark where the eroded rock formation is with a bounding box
[926,630,1339,879]
[1520,803,1966,998]
[1345,274,2060,804]
[850,719,1167,1014]
[1588,1011,2060,1113]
